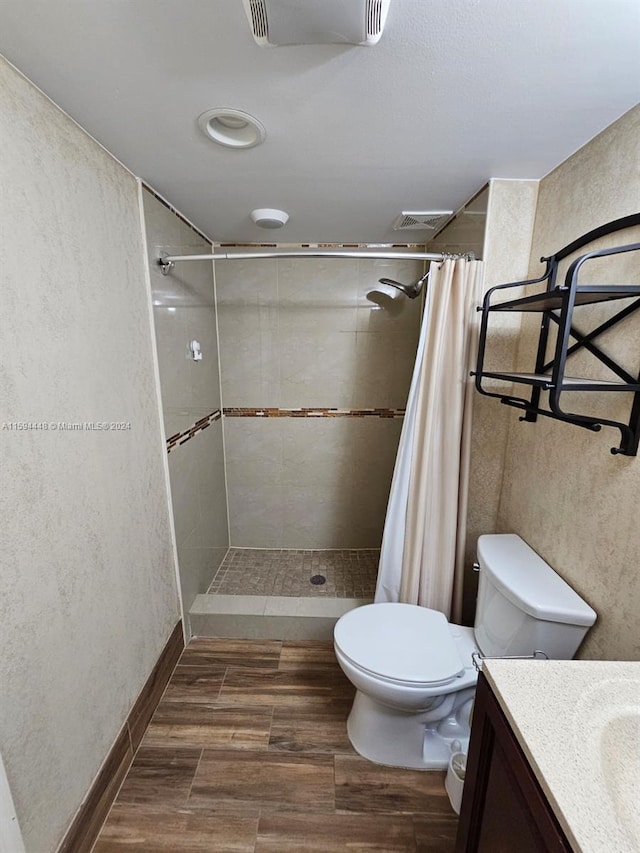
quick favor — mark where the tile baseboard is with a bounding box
[57,620,184,853]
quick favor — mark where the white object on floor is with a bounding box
[445,751,466,815]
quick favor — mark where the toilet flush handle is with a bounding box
[472,649,549,673]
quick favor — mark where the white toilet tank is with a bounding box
[474,534,596,659]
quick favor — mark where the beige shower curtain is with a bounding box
[388,258,483,622]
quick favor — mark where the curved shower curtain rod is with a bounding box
[157,248,473,275]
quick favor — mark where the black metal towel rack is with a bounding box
[472,213,640,456]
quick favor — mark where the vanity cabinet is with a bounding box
[455,673,573,852]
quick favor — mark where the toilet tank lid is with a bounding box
[477,534,597,627]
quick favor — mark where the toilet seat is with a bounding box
[334,602,464,687]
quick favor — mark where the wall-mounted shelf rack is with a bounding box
[472,213,640,456]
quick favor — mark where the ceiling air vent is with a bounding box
[393,211,453,231]
[241,0,391,46]
[367,0,383,37]
[246,0,269,42]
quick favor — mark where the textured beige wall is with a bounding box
[497,106,640,659]
[143,189,229,617]
[216,256,422,547]
[462,180,539,620]
[0,57,179,851]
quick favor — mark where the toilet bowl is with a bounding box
[334,534,597,770]
[334,602,478,769]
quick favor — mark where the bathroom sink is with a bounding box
[599,707,640,843]
[485,660,640,853]
[579,677,640,850]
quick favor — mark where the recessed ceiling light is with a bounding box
[216,114,249,129]
[197,108,266,149]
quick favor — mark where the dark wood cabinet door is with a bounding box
[456,674,572,853]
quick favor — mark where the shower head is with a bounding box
[365,281,402,308]
[366,270,429,308]
[377,271,429,299]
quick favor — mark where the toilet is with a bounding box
[334,533,596,770]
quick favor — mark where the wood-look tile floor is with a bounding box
[94,639,457,852]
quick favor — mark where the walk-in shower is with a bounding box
[151,231,471,636]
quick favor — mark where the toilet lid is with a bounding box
[334,603,464,685]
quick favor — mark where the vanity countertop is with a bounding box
[483,659,640,853]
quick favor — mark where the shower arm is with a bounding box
[157,248,473,275]
[378,270,431,299]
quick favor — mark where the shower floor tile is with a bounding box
[207,549,379,599]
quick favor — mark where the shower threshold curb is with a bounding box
[188,594,371,640]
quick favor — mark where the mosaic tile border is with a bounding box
[223,407,405,419]
[141,184,427,262]
[166,407,404,452]
[142,182,213,244]
[217,242,426,249]
[166,410,221,453]
[141,193,425,260]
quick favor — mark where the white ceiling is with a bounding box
[1,0,639,243]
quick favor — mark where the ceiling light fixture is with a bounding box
[197,108,266,149]
[250,208,289,229]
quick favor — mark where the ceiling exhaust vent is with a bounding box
[241,0,391,46]
[246,0,268,40]
[393,211,453,231]
[367,0,384,36]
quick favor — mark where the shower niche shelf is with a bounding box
[472,213,640,456]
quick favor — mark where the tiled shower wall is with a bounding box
[143,189,229,612]
[215,257,424,547]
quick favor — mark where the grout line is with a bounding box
[136,181,186,639]
[217,666,229,700]
[141,181,213,244]
[266,704,276,753]
[185,747,205,805]
[275,254,282,432]
[253,808,261,853]
[332,753,338,813]
[212,252,233,551]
